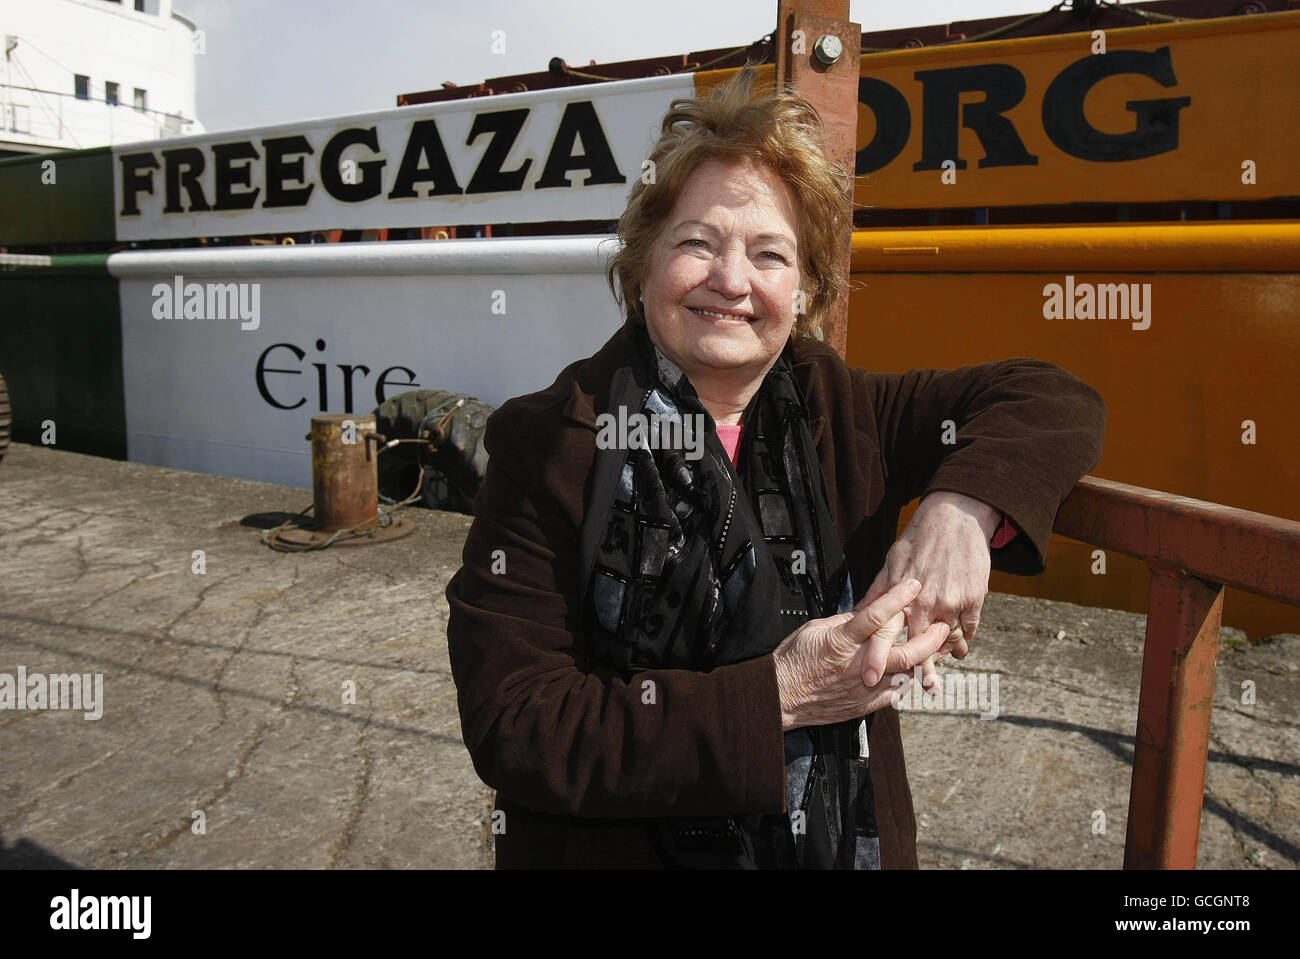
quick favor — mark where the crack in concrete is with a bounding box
[0,749,119,830]
[1215,701,1300,731]
[115,568,254,714]
[204,564,301,732]
[0,797,40,831]
[0,482,219,528]
[73,536,91,580]
[325,712,375,869]
[0,707,49,732]
[44,510,99,537]
[120,560,294,722]
[119,656,303,865]
[54,557,176,624]
[3,608,447,678]
[0,508,92,539]
[330,551,403,591]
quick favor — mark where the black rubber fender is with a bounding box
[372,389,492,514]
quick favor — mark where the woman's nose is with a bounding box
[706,249,752,298]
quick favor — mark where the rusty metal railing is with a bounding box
[1053,476,1300,868]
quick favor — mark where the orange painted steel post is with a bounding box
[1124,567,1224,869]
[776,0,861,357]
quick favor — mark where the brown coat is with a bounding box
[445,320,1105,868]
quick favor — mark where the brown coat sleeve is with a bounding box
[445,396,788,820]
[853,359,1106,574]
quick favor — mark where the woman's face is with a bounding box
[640,157,802,388]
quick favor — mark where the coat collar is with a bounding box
[561,319,828,446]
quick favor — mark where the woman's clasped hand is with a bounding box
[773,577,954,731]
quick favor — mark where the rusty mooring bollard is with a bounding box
[263,413,413,549]
[310,413,378,532]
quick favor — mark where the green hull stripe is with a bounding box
[0,253,112,274]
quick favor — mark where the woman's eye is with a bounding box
[681,239,785,263]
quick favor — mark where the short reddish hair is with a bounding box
[605,64,852,339]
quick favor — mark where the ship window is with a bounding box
[106,81,119,106]
[75,75,89,100]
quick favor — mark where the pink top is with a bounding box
[716,424,743,467]
[713,422,1018,548]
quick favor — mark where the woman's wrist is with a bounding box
[920,490,1001,544]
[771,650,800,732]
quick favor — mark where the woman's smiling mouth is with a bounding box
[689,307,756,322]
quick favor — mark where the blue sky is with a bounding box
[181,0,1064,132]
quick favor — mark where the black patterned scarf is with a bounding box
[578,321,880,869]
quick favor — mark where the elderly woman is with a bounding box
[445,66,1105,869]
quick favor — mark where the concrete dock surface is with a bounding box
[1,442,1296,869]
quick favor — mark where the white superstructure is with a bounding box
[0,0,203,156]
